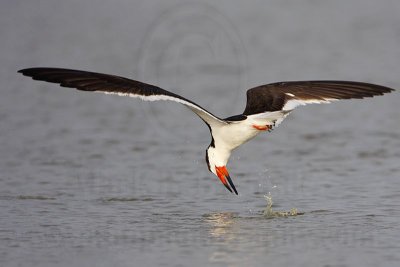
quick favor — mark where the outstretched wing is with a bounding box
[242,80,394,128]
[243,80,394,115]
[18,68,227,128]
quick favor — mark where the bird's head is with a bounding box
[206,146,238,195]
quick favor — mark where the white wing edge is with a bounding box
[101,91,228,127]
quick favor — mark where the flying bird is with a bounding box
[18,68,394,195]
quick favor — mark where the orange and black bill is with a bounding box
[215,166,238,195]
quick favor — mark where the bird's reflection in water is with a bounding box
[203,212,239,238]
[203,212,241,264]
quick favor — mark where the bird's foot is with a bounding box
[252,124,272,131]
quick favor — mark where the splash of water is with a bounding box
[263,193,302,217]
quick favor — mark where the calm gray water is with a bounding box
[1,1,400,266]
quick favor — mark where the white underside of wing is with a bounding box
[101,91,227,127]
[245,97,339,129]
[283,97,338,111]
[247,110,289,122]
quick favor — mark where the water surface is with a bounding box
[1,1,400,266]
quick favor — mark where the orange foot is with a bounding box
[252,124,271,131]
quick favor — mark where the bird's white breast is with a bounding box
[213,120,260,152]
[213,111,289,152]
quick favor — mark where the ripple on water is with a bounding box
[101,197,154,202]
[16,195,56,200]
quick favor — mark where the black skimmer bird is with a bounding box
[18,68,394,195]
